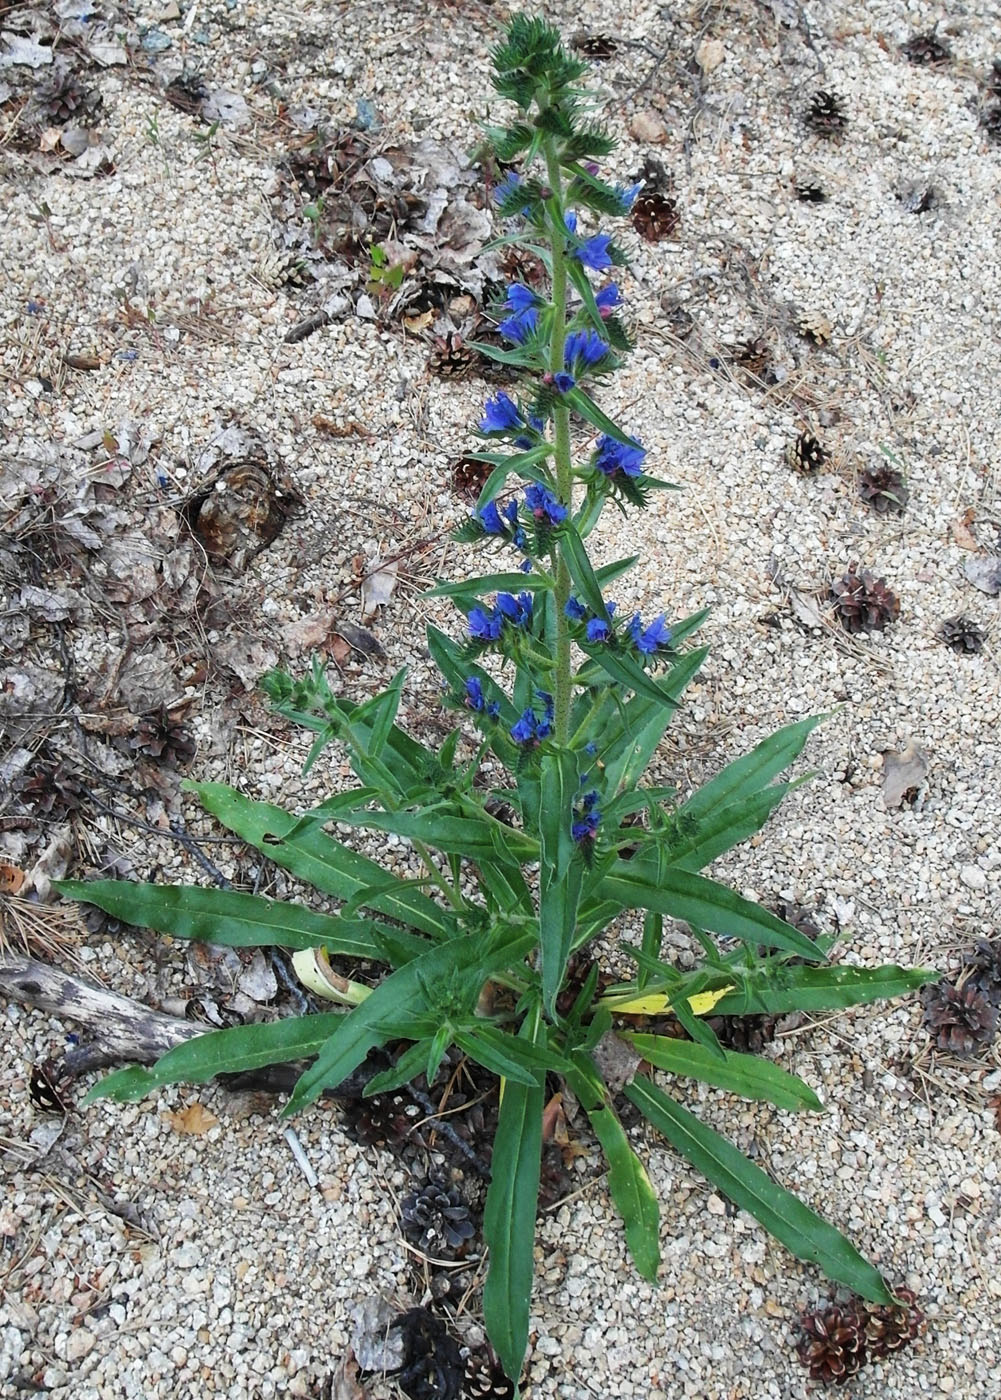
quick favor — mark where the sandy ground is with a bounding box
[2,0,1001,1396]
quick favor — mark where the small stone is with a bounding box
[706,1194,727,1215]
[960,865,987,892]
[629,110,669,144]
[64,1328,97,1362]
[696,38,725,72]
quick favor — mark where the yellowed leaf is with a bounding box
[609,985,734,1017]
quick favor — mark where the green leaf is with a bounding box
[426,571,555,600]
[84,1012,348,1104]
[652,785,798,873]
[569,1058,660,1279]
[624,1076,895,1303]
[54,879,427,962]
[188,782,459,941]
[453,1028,541,1087]
[537,748,581,1015]
[561,522,611,619]
[596,865,823,961]
[709,964,938,1017]
[563,387,634,445]
[624,1035,824,1112]
[677,716,824,828]
[579,641,709,712]
[336,803,538,862]
[482,1021,545,1385]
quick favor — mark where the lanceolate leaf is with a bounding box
[189,782,459,941]
[335,804,538,863]
[84,1013,348,1104]
[483,1018,545,1386]
[54,880,427,962]
[579,641,709,712]
[426,571,555,600]
[625,1076,895,1304]
[623,1034,824,1112]
[676,716,823,827]
[537,747,581,1014]
[709,964,938,1017]
[597,866,823,961]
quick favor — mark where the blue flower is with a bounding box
[564,211,578,235]
[468,607,503,642]
[595,283,621,315]
[524,483,567,525]
[495,591,533,628]
[504,284,538,312]
[593,434,646,478]
[565,329,609,370]
[463,677,499,717]
[514,411,545,450]
[553,371,576,394]
[480,392,524,434]
[586,617,611,643]
[629,613,672,654]
[574,233,613,271]
[510,691,553,746]
[478,500,505,535]
[510,709,538,744]
[617,182,643,210]
[565,596,587,621]
[572,788,602,842]
[498,306,538,343]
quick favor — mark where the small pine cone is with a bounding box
[554,952,609,1017]
[631,190,680,241]
[940,616,985,655]
[981,104,1001,143]
[707,1013,780,1054]
[450,454,492,501]
[900,33,951,66]
[401,1177,476,1256]
[788,432,828,475]
[129,709,196,765]
[165,71,208,115]
[428,332,477,379]
[392,1308,465,1400]
[796,1302,867,1385]
[805,90,849,137]
[858,463,908,514]
[463,1352,515,1399]
[574,32,618,60]
[257,249,309,289]
[18,762,85,817]
[796,308,833,345]
[730,336,773,381]
[964,940,1001,1002]
[863,1287,925,1359]
[794,180,828,203]
[923,980,997,1056]
[35,70,97,124]
[341,1090,420,1148]
[830,564,900,633]
[771,900,822,943]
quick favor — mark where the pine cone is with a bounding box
[129,709,196,765]
[707,1013,780,1054]
[805,90,849,137]
[940,616,986,655]
[922,980,997,1056]
[901,33,951,65]
[574,33,618,60]
[830,564,899,633]
[964,940,1001,1002]
[391,1308,465,1400]
[729,336,774,382]
[450,455,492,501]
[35,69,98,125]
[788,432,828,475]
[400,1177,476,1255]
[771,899,822,943]
[981,104,1001,143]
[428,332,477,379]
[257,249,309,289]
[796,308,833,345]
[341,1089,420,1147]
[463,1353,515,1399]
[631,190,680,241]
[165,71,208,115]
[858,463,908,514]
[796,1302,867,1384]
[794,180,828,203]
[863,1288,925,1360]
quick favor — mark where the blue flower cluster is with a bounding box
[593,435,646,479]
[524,483,567,525]
[565,596,670,654]
[511,690,554,745]
[464,677,500,717]
[571,788,601,843]
[564,595,616,643]
[468,591,534,642]
[479,393,545,448]
[564,212,613,271]
[628,613,672,654]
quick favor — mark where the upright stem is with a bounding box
[544,138,573,745]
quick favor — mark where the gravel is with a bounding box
[2,0,1000,1397]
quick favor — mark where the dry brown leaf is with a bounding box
[950,509,978,551]
[0,863,25,895]
[165,1103,219,1136]
[881,742,929,809]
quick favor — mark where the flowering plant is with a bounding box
[58,16,933,1390]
